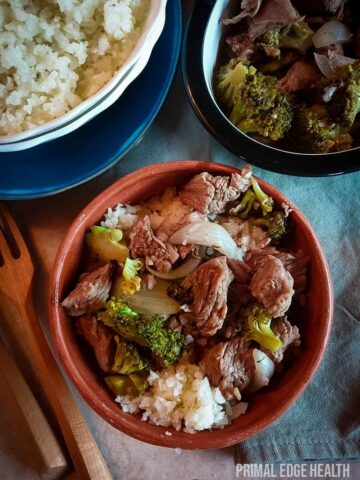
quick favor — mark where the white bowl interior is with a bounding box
[203,0,234,101]
[0,0,167,144]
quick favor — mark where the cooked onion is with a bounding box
[145,254,202,280]
[121,279,181,315]
[312,21,352,49]
[169,221,244,261]
[246,349,275,393]
[314,52,355,79]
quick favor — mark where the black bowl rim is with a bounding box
[182,0,360,177]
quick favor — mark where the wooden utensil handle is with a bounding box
[0,335,68,480]
[12,296,112,480]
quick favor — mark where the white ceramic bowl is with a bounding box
[0,0,167,147]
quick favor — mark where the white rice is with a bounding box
[116,364,235,433]
[0,0,149,135]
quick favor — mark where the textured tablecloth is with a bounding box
[3,69,360,478]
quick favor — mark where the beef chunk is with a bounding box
[76,315,115,372]
[248,0,303,40]
[129,216,179,272]
[279,60,319,92]
[179,168,252,215]
[200,337,255,399]
[249,255,294,317]
[247,246,309,295]
[185,257,234,337]
[61,263,113,316]
[226,33,258,61]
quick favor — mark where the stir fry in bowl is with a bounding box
[216,0,360,153]
[61,167,309,433]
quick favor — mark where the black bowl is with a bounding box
[182,0,360,176]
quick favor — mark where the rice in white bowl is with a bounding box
[116,364,248,433]
[0,0,149,135]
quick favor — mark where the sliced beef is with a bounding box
[246,247,309,294]
[248,0,303,40]
[279,60,319,92]
[249,255,294,317]
[185,256,234,337]
[223,0,263,25]
[226,33,258,61]
[263,317,301,363]
[129,215,179,272]
[200,337,255,399]
[61,263,113,317]
[76,315,115,372]
[227,259,252,283]
[179,168,252,215]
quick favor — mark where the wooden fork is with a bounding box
[0,202,112,480]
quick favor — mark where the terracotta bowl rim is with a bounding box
[49,160,333,449]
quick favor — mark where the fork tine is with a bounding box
[0,202,30,259]
[0,224,13,263]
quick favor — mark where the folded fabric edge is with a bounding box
[234,439,360,464]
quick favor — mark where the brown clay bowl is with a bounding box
[49,161,333,449]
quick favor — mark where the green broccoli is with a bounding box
[257,22,313,58]
[250,177,274,216]
[239,302,282,352]
[249,210,288,241]
[98,298,185,366]
[229,189,256,219]
[112,335,150,375]
[229,68,294,141]
[289,104,353,153]
[105,372,149,396]
[278,22,314,54]
[85,226,129,264]
[216,59,257,108]
[230,178,273,219]
[327,61,360,128]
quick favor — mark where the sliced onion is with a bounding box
[169,221,244,261]
[246,349,275,393]
[145,254,202,280]
[314,51,355,79]
[120,279,181,315]
[312,21,352,49]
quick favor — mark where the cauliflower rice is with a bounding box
[0,0,149,135]
[116,364,247,433]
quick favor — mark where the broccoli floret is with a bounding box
[257,28,281,58]
[229,189,256,219]
[85,226,129,264]
[230,69,294,141]
[249,210,288,241]
[327,61,360,128]
[257,22,313,58]
[105,372,149,396]
[118,257,143,295]
[230,178,273,219]
[239,302,282,352]
[99,298,185,366]
[216,59,256,108]
[290,104,352,153]
[278,22,314,54]
[112,335,150,375]
[250,177,274,216]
